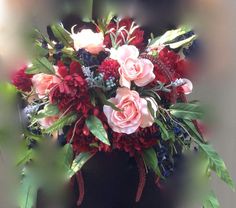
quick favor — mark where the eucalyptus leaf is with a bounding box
[170,103,204,120]
[85,115,110,145]
[26,57,55,75]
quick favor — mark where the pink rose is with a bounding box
[103,88,157,134]
[119,57,155,88]
[71,28,104,54]
[39,116,59,128]
[32,73,60,98]
[110,45,155,88]
[110,45,139,64]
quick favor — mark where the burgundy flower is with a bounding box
[67,111,111,154]
[11,65,33,92]
[49,61,92,115]
[112,125,159,156]
[98,59,120,80]
[104,18,144,49]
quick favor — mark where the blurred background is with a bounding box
[0,0,236,207]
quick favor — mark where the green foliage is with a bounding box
[26,57,55,75]
[62,143,74,171]
[68,152,94,178]
[203,191,220,208]
[182,119,204,142]
[155,119,170,141]
[170,103,204,120]
[148,25,192,47]
[34,104,59,119]
[85,115,110,145]
[97,91,122,111]
[196,141,235,191]
[44,113,77,133]
[18,167,39,208]
[143,148,163,178]
[50,23,73,47]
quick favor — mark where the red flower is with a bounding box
[11,65,33,92]
[49,61,92,115]
[67,111,111,154]
[98,59,120,80]
[104,18,144,49]
[112,125,159,156]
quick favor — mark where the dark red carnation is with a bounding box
[11,65,33,92]
[98,59,120,80]
[112,125,159,156]
[104,18,144,49]
[49,62,92,115]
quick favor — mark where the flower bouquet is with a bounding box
[11,14,234,208]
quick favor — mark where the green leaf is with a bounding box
[143,148,163,178]
[203,191,220,208]
[155,119,169,141]
[85,115,110,145]
[196,141,235,191]
[170,103,204,120]
[51,23,73,47]
[68,152,94,178]
[26,57,55,75]
[62,143,74,168]
[16,149,34,167]
[18,168,39,208]
[97,91,122,111]
[35,104,59,119]
[147,100,156,118]
[44,113,77,133]
[148,25,192,47]
[32,42,48,57]
[167,35,197,49]
[182,119,204,142]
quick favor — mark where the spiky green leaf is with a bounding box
[26,57,55,75]
[44,113,77,133]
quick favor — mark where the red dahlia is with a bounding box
[11,65,33,92]
[104,18,144,49]
[98,59,120,80]
[49,61,92,115]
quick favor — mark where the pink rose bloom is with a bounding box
[71,28,104,54]
[103,88,157,134]
[110,45,139,64]
[32,73,60,98]
[110,45,155,88]
[119,57,155,88]
[39,116,59,128]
